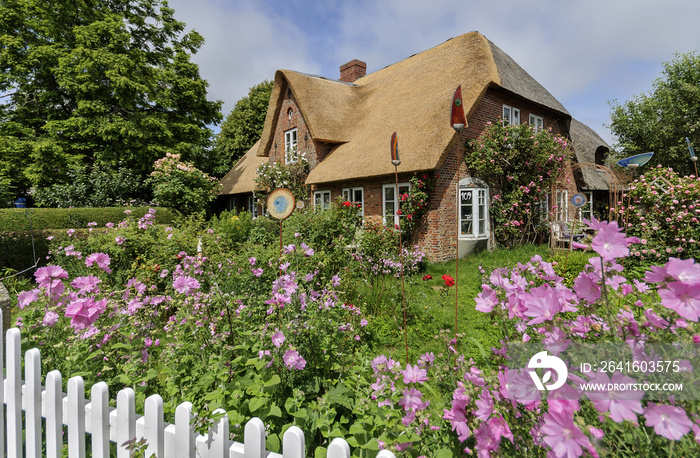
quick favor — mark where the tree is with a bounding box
[212,80,273,176]
[0,0,222,200]
[608,51,700,177]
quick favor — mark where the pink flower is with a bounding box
[43,310,59,327]
[402,363,428,384]
[584,371,644,423]
[658,282,700,321]
[35,265,68,288]
[17,289,40,309]
[475,285,498,313]
[65,298,106,330]
[271,331,285,348]
[399,387,429,411]
[85,253,112,273]
[644,403,693,441]
[172,276,200,296]
[540,410,591,458]
[665,257,700,285]
[70,276,101,295]
[588,218,634,260]
[522,285,562,325]
[283,349,306,370]
[573,272,601,304]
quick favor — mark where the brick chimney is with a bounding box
[339,59,367,83]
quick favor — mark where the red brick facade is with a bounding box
[234,86,568,262]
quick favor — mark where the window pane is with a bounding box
[385,186,394,201]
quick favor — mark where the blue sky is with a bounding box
[168,0,700,146]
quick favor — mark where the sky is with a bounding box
[167,0,700,146]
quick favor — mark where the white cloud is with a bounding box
[167,0,320,118]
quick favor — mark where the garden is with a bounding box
[2,163,699,457]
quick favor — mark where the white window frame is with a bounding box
[342,187,365,217]
[529,114,544,132]
[285,128,298,164]
[248,195,258,218]
[382,182,411,227]
[578,191,594,222]
[503,105,520,126]
[313,190,331,210]
[555,190,569,223]
[458,184,489,239]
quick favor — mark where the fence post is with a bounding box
[282,426,305,458]
[0,309,5,457]
[7,327,22,458]
[26,348,42,458]
[173,401,195,458]
[327,438,350,458]
[45,370,63,458]
[244,417,266,458]
[144,394,165,458]
[116,388,136,458]
[67,376,86,457]
[91,382,110,458]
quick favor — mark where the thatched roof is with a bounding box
[218,140,267,195]
[569,118,613,190]
[255,31,571,185]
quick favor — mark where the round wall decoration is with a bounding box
[267,188,295,220]
[570,193,588,208]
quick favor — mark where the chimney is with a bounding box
[339,59,366,83]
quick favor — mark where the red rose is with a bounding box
[343,201,352,207]
[422,274,433,281]
[442,274,455,287]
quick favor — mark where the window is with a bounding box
[248,195,258,218]
[529,114,544,132]
[503,105,520,126]
[314,190,331,210]
[555,190,569,222]
[458,180,489,238]
[285,128,298,163]
[383,183,411,226]
[342,187,364,216]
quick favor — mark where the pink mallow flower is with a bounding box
[65,297,107,330]
[271,331,285,348]
[402,363,428,384]
[588,218,637,260]
[522,285,562,325]
[540,409,592,458]
[283,349,306,370]
[584,371,644,423]
[658,282,700,322]
[172,275,200,296]
[644,403,693,441]
[35,265,68,288]
[85,252,112,273]
[17,289,40,309]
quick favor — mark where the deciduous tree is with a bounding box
[0,0,222,200]
[608,51,700,177]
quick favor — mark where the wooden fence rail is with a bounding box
[1,310,396,457]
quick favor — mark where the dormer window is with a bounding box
[285,128,298,163]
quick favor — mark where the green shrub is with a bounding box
[0,207,179,231]
[148,153,220,214]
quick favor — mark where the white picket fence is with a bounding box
[1,311,396,457]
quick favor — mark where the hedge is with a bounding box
[0,207,180,275]
[0,207,179,232]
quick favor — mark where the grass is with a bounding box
[363,244,551,365]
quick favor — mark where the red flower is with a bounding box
[342,201,352,207]
[422,274,433,281]
[442,274,455,287]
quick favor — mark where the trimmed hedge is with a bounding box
[0,207,180,274]
[0,207,179,232]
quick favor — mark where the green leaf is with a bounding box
[326,383,353,409]
[435,448,454,458]
[263,374,280,387]
[249,397,266,413]
[314,447,327,458]
[266,433,280,453]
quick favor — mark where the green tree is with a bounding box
[0,0,222,200]
[608,51,700,177]
[213,80,273,176]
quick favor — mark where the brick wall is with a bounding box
[272,86,568,261]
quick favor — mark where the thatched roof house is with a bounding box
[219,31,611,261]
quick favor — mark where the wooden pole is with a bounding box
[395,165,409,364]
